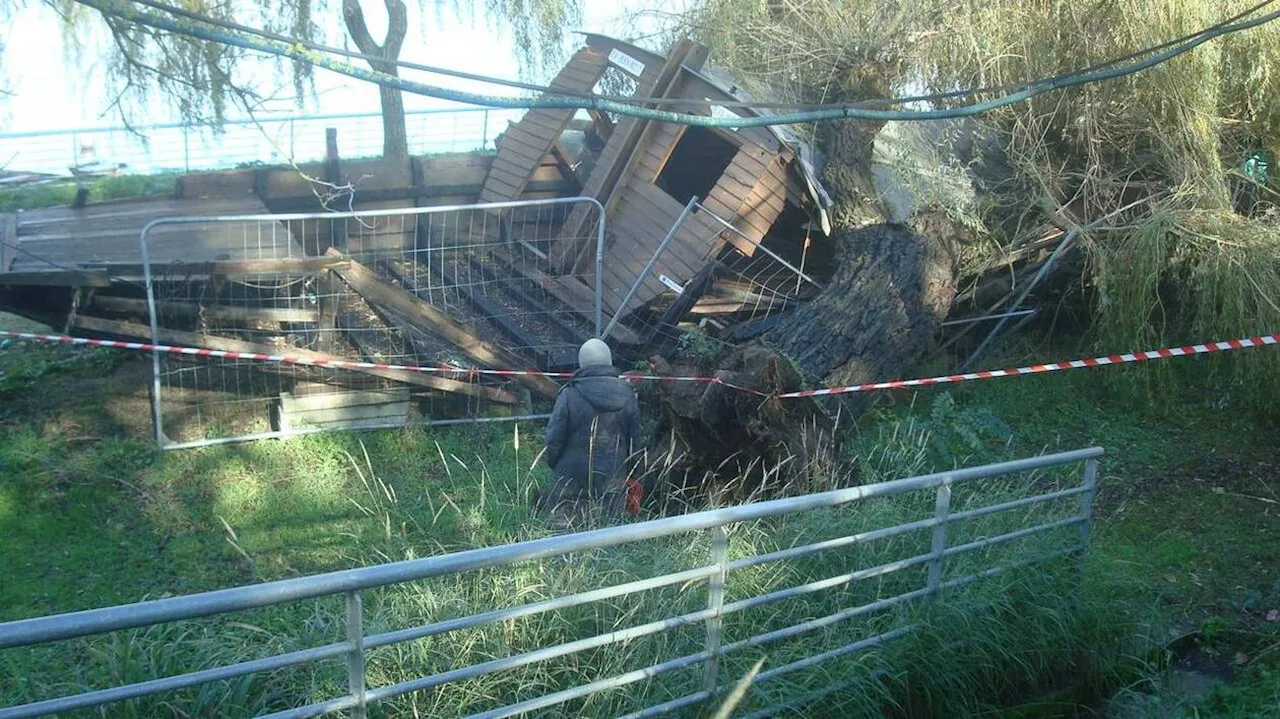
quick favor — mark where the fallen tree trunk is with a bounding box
[648,218,958,494]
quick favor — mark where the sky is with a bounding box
[0,0,683,133]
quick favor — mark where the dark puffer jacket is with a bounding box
[542,365,640,510]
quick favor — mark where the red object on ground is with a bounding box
[625,477,643,517]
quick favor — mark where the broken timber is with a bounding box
[69,314,518,404]
[324,249,560,399]
[91,295,320,324]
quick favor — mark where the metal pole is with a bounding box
[926,481,952,595]
[346,592,367,719]
[139,222,166,449]
[482,110,490,150]
[1073,458,1099,609]
[703,525,729,694]
[594,208,605,336]
[962,229,1078,370]
[940,309,1038,327]
[602,196,698,340]
[182,126,190,173]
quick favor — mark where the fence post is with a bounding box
[182,126,190,173]
[289,118,296,158]
[1073,458,1099,607]
[703,524,729,695]
[926,481,952,596]
[346,591,367,719]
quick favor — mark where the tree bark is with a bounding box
[342,0,410,160]
[645,118,964,494]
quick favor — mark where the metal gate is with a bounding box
[0,448,1100,718]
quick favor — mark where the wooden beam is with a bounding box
[91,295,321,324]
[1,214,17,273]
[315,269,339,352]
[89,257,348,279]
[413,261,552,368]
[467,256,587,345]
[70,314,517,404]
[326,127,347,251]
[0,270,112,288]
[325,250,559,399]
[646,262,717,344]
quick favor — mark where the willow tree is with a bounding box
[49,0,580,160]
[662,0,1280,439]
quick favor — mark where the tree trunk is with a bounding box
[644,119,964,496]
[342,0,409,161]
[376,65,408,160]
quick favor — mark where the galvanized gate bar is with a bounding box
[363,565,718,650]
[0,447,1103,719]
[0,448,1101,650]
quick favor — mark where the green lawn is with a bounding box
[0,315,1277,716]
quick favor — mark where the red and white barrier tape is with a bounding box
[0,330,575,379]
[2,330,1277,399]
[775,334,1280,398]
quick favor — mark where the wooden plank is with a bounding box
[425,261,552,367]
[315,269,338,352]
[69,313,516,403]
[467,257,586,344]
[1,214,17,273]
[177,169,259,200]
[98,256,348,278]
[0,270,112,288]
[488,245,642,346]
[326,127,348,251]
[91,295,320,324]
[326,250,559,399]
[521,110,574,136]
[494,133,549,165]
[279,388,410,432]
[553,45,688,271]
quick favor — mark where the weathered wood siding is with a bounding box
[552,44,669,271]
[478,47,609,203]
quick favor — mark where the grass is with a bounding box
[0,314,1277,716]
[0,173,179,213]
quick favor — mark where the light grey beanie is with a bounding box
[578,338,613,368]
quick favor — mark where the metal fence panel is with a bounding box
[138,197,604,449]
[0,448,1102,719]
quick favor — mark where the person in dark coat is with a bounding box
[538,338,641,521]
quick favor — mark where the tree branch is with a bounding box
[341,0,381,56]
[383,0,408,59]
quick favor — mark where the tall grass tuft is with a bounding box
[1089,208,1280,412]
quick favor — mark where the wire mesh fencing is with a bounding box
[0,108,524,177]
[134,198,604,449]
[604,201,820,356]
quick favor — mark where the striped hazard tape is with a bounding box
[775,334,1280,398]
[2,330,1277,399]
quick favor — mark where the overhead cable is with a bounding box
[81,0,1280,127]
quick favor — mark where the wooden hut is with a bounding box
[479,34,833,338]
